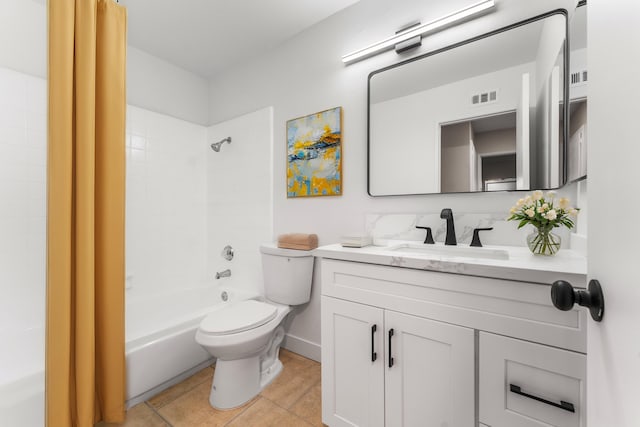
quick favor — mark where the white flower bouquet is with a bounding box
[507,190,579,255]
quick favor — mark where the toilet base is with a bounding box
[260,357,283,390]
[209,326,287,410]
[210,356,262,410]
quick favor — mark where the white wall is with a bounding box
[0,1,210,126]
[208,0,580,356]
[127,47,210,126]
[206,107,273,296]
[125,106,208,302]
[0,1,46,78]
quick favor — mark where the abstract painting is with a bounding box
[287,107,342,197]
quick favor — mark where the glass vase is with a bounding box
[526,227,561,256]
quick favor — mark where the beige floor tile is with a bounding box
[261,354,320,409]
[226,397,312,427]
[97,403,169,427]
[158,380,255,427]
[148,365,214,409]
[290,382,322,427]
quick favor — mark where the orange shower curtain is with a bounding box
[46,0,127,425]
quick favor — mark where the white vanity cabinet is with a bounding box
[318,254,587,427]
[321,297,474,427]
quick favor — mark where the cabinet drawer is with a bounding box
[479,332,586,427]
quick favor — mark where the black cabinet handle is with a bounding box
[510,384,575,413]
[371,324,377,362]
[388,328,395,368]
[551,279,604,322]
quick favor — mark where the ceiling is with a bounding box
[118,0,360,78]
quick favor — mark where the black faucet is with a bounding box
[440,208,457,245]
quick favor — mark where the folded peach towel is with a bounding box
[277,233,318,250]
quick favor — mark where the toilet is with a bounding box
[195,243,314,409]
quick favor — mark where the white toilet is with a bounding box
[195,243,314,409]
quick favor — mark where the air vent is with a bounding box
[471,90,498,106]
[571,69,588,86]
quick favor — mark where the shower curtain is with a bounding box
[46,0,127,425]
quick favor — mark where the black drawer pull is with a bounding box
[371,324,377,362]
[388,328,395,368]
[510,384,575,413]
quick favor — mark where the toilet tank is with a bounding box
[260,244,314,305]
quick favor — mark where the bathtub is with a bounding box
[125,285,259,406]
[0,327,45,427]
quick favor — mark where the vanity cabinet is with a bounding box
[318,256,587,427]
[321,297,474,427]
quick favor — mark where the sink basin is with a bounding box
[387,243,509,260]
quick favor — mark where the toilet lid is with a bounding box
[200,300,278,335]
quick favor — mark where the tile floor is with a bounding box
[100,349,322,427]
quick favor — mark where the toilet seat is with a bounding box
[200,300,277,335]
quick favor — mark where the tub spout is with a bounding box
[216,269,231,279]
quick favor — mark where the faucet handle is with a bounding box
[470,227,493,247]
[416,226,435,244]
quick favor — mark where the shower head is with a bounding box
[211,136,231,152]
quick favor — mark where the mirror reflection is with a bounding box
[567,1,587,182]
[368,11,568,196]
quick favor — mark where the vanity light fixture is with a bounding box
[341,0,495,65]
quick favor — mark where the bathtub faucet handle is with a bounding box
[221,245,234,261]
[215,269,231,279]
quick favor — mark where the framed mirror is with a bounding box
[368,10,569,196]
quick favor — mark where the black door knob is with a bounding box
[551,279,604,322]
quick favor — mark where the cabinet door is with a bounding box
[384,310,475,427]
[479,332,586,427]
[321,296,385,427]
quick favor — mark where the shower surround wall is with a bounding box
[0,66,46,426]
[125,106,208,302]
[0,66,47,373]
[205,107,274,296]
[125,105,273,331]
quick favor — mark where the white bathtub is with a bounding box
[0,327,45,427]
[125,285,259,406]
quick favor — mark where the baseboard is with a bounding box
[282,333,321,362]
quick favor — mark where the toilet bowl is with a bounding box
[195,244,314,409]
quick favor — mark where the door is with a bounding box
[321,296,385,427]
[384,310,474,427]
[587,1,640,425]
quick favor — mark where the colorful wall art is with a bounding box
[287,107,342,197]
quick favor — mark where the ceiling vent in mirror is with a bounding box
[571,69,588,86]
[471,90,498,106]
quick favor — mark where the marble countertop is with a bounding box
[313,241,587,285]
